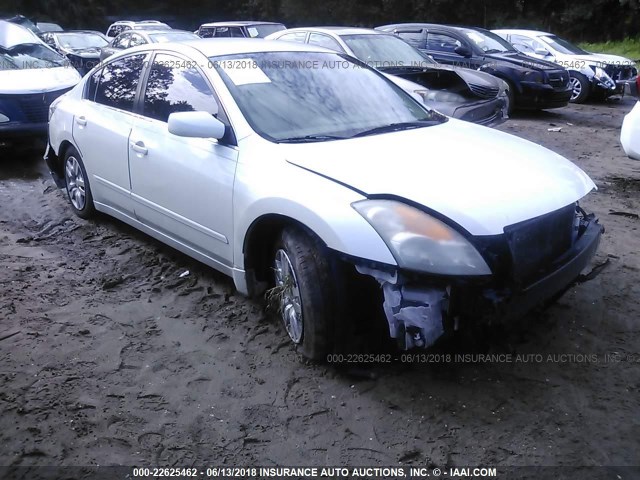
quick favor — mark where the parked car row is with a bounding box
[3,16,633,357]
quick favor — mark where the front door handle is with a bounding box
[130,141,148,155]
[75,116,87,126]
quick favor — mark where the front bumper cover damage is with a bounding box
[353,207,603,350]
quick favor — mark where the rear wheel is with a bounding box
[271,226,334,360]
[64,147,95,219]
[569,72,591,103]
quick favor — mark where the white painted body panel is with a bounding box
[128,115,238,264]
[621,101,640,160]
[282,119,595,235]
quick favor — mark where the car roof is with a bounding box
[122,37,333,58]
[0,19,43,47]
[54,30,104,35]
[112,20,166,25]
[492,29,553,37]
[379,23,489,33]
[199,21,283,27]
[282,26,384,36]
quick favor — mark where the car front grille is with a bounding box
[13,88,72,123]
[468,83,500,98]
[503,204,576,285]
[547,70,570,89]
[604,65,637,82]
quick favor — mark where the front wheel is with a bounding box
[569,72,591,103]
[64,147,95,219]
[271,226,335,360]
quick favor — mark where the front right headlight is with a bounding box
[0,113,9,123]
[352,199,492,276]
[414,89,467,104]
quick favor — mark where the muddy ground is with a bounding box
[1,98,639,475]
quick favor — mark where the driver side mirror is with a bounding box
[454,45,472,57]
[534,48,552,58]
[168,111,226,139]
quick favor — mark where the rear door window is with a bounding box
[94,54,146,111]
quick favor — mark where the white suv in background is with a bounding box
[105,20,170,38]
[494,29,637,103]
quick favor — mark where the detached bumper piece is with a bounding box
[356,204,603,350]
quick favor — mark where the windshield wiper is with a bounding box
[277,134,347,144]
[350,121,436,138]
[484,49,504,54]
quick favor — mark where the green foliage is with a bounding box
[8,0,640,42]
[580,38,640,62]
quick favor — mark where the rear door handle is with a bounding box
[130,140,148,155]
[75,116,87,126]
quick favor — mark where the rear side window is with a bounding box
[198,26,215,38]
[213,27,244,38]
[112,33,131,48]
[426,33,462,53]
[308,33,345,53]
[396,31,426,50]
[277,32,307,43]
[129,33,146,47]
[142,53,219,122]
[95,54,146,111]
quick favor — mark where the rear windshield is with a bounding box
[0,43,68,70]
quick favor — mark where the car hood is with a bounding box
[580,52,636,67]
[0,66,81,94]
[484,51,561,70]
[282,120,595,235]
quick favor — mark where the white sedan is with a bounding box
[46,39,603,359]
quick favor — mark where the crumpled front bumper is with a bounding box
[354,209,603,350]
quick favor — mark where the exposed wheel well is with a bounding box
[53,141,75,176]
[243,214,325,297]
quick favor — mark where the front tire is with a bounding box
[569,72,591,103]
[64,147,95,219]
[272,226,335,360]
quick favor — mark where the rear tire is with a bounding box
[64,147,95,219]
[272,226,335,360]
[569,72,591,103]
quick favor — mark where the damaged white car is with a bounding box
[46,40,603,359]
[494,29,637,103]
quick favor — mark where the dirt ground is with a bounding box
[1,98,639,474]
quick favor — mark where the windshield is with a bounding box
[57,33,108,49]
[212,51,443,142]
[540,35,588,55]
[247,24,286,38]
[341,34,436,69]
[0,43,68,70]
[148,31,199,43]
[460,28,516,53]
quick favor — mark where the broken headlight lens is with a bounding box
[352,199,491,276]
[414,89,466,104]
